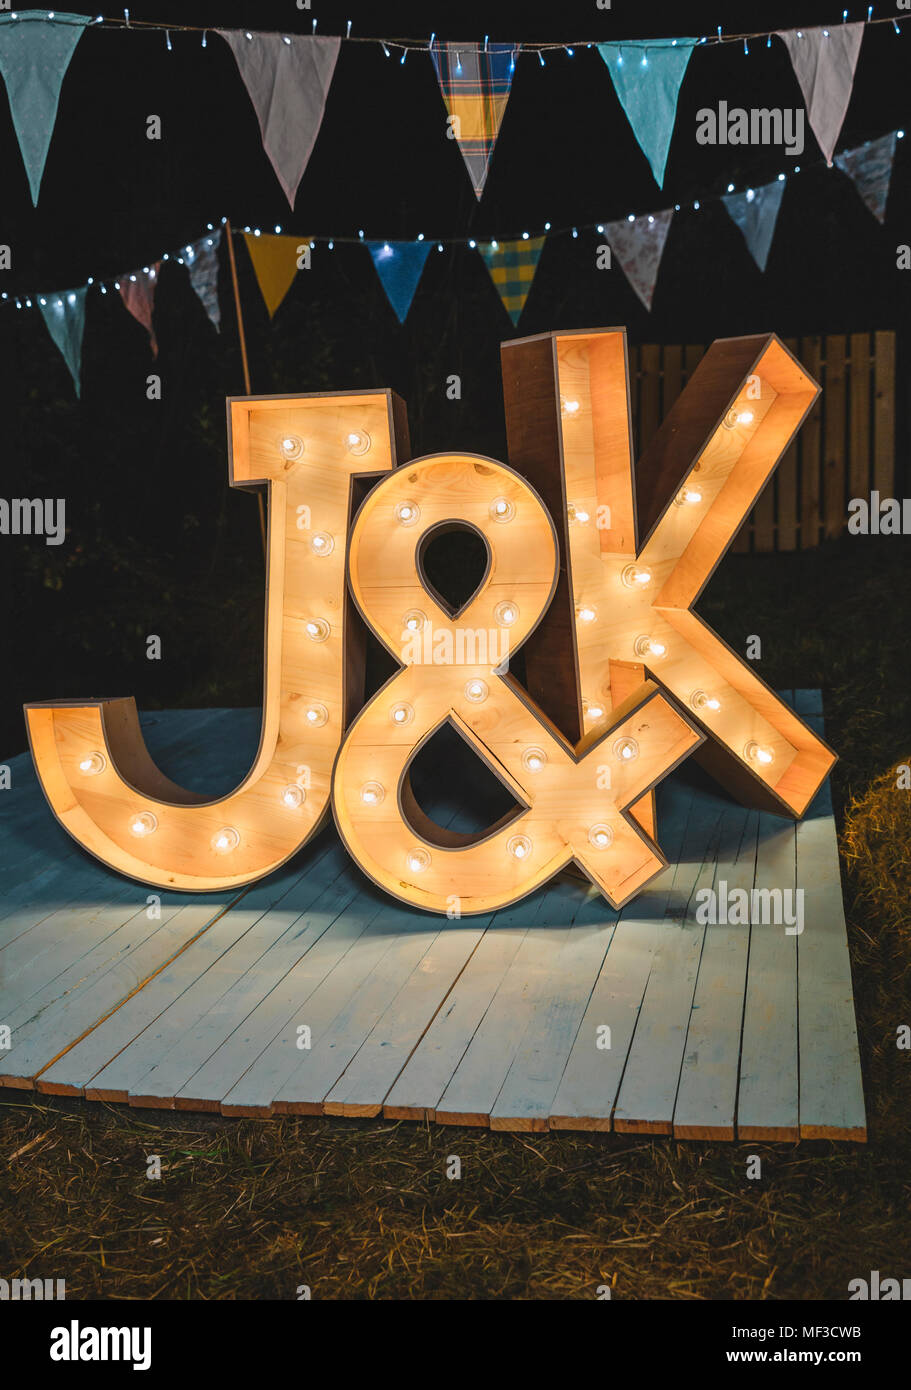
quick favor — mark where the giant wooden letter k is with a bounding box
[501,328,835,826]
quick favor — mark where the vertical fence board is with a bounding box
[824,336,847,539]
[873,330,896,496]
[848,332,871,503]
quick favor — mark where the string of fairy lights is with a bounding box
[0,116,902,313]
[15,7,911,56]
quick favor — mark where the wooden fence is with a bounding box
[629,333,896,551]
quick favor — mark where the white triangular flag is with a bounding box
[834,131,897,224]
[777,24,863,166]
[605,210,673,311]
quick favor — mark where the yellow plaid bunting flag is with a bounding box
[478,236,545,324]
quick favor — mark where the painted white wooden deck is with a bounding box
[0,692,865,1139]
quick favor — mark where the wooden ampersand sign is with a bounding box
[25,328,835,911]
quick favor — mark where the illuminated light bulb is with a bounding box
[588,823,614,850]
[489,497,515,523]
[567,502,590,524]
[407,848,431,873]
[129,811,158,837]
[576,604,598,624]
[723,405,756,431]
[390,702,415,726]
[212,826,240,853]
[494,601,519,627]
[345,428,371,456]
[310,531,334,556]
[621,564,652,589]
[360,781,385,805]
[691,689,721,713]
[280,434,304,459]
[674,486,703,507]
[305,618,330,642]
[634,635,667,659]
[507,834,532,860]
[78,751,106,776]
[738,409,754,425]
[522,746,547,773]
[281,785,305,808]
[402,609,427,632]
[745,740,774,766]
[561,397,581,415]
[304,703,329,727]
[395,500,421,527]
[464,678,488,703]
[583,699,605,721]
[612,736,639,762]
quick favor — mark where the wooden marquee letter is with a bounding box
[501,329,836,819]
[331,452,703,915]
[25,390,408,891]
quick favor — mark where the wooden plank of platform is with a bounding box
[794,692,866,1141]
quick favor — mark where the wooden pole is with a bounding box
[225,218,267,554]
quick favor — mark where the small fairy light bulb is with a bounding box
[78,751,106,776]
[561,397,581,415]
[280,434,304,459]
[281,785,305,808]
[522,746,547,773]
[494,601,519,627]
[390,702,415,726]
[345,428,371,456]
[675,486,703,506]
[567,502,590,524]
[489,497,515,523]
[310,531,334,556]
[612,736,639,762]
[621,564,652,589]
[129,811,158,837]
[634,635,667,659]
[304,703,328,727]
[402,609,427,633]
[507,834,532,860]
[588,823,614,850]
[745,740,774,766]
[691,689,721,713]
[305,618,330,642]
[464,678,488,703]
[395,500,421,527]
[212,826,240,853]
[576,603,598,624]
[360,781,385,805]
[407,848,431,873]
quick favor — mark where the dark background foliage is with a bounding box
[0,0,909,759]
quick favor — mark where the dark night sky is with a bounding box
[1,0,909,755]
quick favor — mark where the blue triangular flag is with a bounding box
[597,38,698,187]
[721,180,786,272]
[38,285,87,396]
[834,131,897,224]
[367,241,432,323]
[0,12,91,205]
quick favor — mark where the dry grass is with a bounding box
[2,538,910,1300]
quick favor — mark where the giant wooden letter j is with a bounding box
[26,328,835,912]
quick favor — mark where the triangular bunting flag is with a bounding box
[721,180,786,272]
[218,31,340,207]
[0,12,91,205]
[367,241,432,324]
[478,237,545,324]
[777,24,863,166]
[183,230,222,330]
[38,285,87,397]
[119,264,161,357]
[597,38,698,187]
[834,130,897,224]
[244,233,309,318]
[605,210,673,311]
[430,40,518,199]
